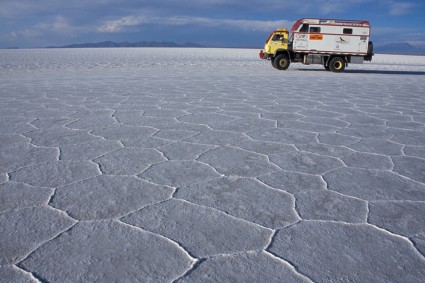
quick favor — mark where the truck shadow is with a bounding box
[345,69,425,75]
[298,69,425,75]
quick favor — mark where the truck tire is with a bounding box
[329,57,345,73]
[274,54,290,70]
[271,58,277,69]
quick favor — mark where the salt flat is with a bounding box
[1,48,425,282]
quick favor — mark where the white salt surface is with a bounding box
[1,48,425,282]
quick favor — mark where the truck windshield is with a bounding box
[272,34,287,42]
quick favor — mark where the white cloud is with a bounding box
[15,16,89,38]
[98,15,291,33]
[98,16,146,32]
[388,1,415,16]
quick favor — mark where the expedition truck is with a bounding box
[259,18,374,72]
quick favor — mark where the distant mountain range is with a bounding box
[43,41,425,55]
[46,41,204,48]
[374,43,425,55]
[3,41,425,55]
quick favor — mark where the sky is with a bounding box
[1,0,424,48]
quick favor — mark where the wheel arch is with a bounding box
[324,55,348,67]
[274,49,291,59]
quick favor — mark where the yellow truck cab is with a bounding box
[260,18,374,72]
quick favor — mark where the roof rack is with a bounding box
[301,18,370,26]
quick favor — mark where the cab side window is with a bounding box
[272,34,287,43]
[272,34,283,41]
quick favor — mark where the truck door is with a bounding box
[293,24,309,50]
[358,36,369,53]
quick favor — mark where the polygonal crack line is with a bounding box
[320,132,362,144]
[172,247,320,282]
[410,236,425,261]
[12,264,42,283]
[14,133,31,142]
[46,175,101,217]
[225,143,280,161]
[0,203,54,216]
[263,250,315,283]
[173,192,284,230]
[264,225,315,283]
[15,222,78,275]
[393,153,425,163]
[2,172,11,183]
[321,173,369,205]
[256,115,279,128]
[116,219,199,270]
[87,160,104,176]
[368,198,425,251]
[173,120,215,131]
[276,123,325,136]
[109,110,121,125]
[366,215,415,241]
[295,149,348,168]
[254,176,302,221]
[175,198,275,232]
[292,196,304,222]
[84,143,125,163]
[389,169,425,187]
[399,144,412,157]
[152,148,171,161]
[115,195,175,222]
[60,118,83,129]
[27,118,40,130]
[363,222,425,262]
[365,201,371,224]
[170,257,206,283]
[191,159,225,178]
[112,112,142,125]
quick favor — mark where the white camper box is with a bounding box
[291,18,371,61]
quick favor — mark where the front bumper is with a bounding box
[259,50,271,60]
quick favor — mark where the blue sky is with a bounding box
[1,0,424,48]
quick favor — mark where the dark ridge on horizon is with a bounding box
[46,41,205,48]
[2,41,425,55]
[374,43,425,56]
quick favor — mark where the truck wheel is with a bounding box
[274,54,290,70]
[271,58,277,69]
[329,57,345,72]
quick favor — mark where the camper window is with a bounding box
[310,27,321,33]
[299,24,309,32]
[343,28,353,34]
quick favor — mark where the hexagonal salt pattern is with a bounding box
[9,161,101,188]
[19,221,193,282]
[93,148,166,175]
[176,251,309,283]
[2,49,425,281]
[0,206,75,264]
[0,182,53,212]
[122,199,273,257]
[197,146,281,177]
[269,221,425,282]
[324,167,425,201]
[369,201,425,237]
[175,176,300,228]
[295,190,368,223]
[50,175,173,220]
